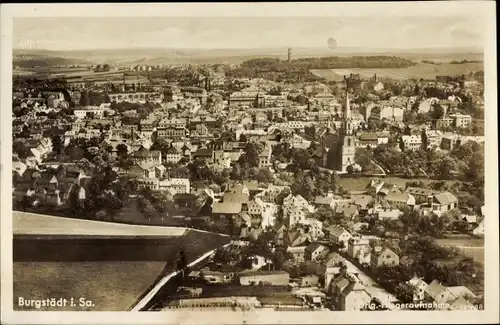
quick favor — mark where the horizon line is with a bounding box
[13,45,485,52]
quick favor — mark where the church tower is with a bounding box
[337,78,356,172]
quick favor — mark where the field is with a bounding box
[309,62,484,81]
[435,238,484,265]
[338,176,456,192]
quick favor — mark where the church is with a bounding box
[318,77,357,173]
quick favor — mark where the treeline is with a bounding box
[226,56,415,82]
[449,59,483,64]
[241,56,416,71]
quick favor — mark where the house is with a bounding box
[159,178,191,194]
[424,280,455,306]
[385,191,415,208]
[325,226,352,251]
[211,202,242,220]
[286,229,312,248]
[370,246,399,269]
[408,276,429,301]
[130,150,162,164]
[286,246,307,262]
[314,192,337,209]
[238,270,290,286]
[305,243,326,262]
[330,272,372,311]
[192,148,214,164]
[299,274,319,288]
[447,286,477,301]
[247,198,278,229]
[401,135,422,152]
[427,192,458,216]
[357,132,379,149]
[347,236,370,260]
[405,187,440,204]
[374,207,403,220]
[128,162,157,179]
[258,146,272,168]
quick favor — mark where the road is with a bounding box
[341,258,401,310]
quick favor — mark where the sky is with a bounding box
[13,16,485,51]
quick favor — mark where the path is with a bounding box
[370,159,386,176]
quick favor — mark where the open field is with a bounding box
[310,62,483,81]
[338,176,457,192]
[435,238,484,265]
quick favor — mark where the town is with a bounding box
[12,53,485,312]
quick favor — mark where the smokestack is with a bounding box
[287,48,292,63]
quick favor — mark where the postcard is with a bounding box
[1,2,498,324]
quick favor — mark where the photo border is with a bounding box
[1,2,498,324]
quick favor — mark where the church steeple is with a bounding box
[344,82,351,120]
[342,77,354,135]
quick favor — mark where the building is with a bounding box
[408,276,429,302]
[370,106,404,122]
[108,92,163,104]
[426,192,459,216]
[238,270,290,286]
[326,81,356,173]
[286,246,307,262]
[424,280,455,306]
[229,91,263,108]
[422,129,443,150]
[330,272,372,311]
[304,243,326,262]
[449,113,472,128]
[347,236,371,260]
[325,226,352,251]
[258,146,272,168]
[73,106,105,119]
[159,178,190,194]
[436,117,454,130]
[370,246,399,269]
[401,135,422,152]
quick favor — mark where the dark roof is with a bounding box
[305,242,324,254]
[194,148,213,157]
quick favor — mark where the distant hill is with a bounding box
[13,46,484,67]
[13,51,92,68]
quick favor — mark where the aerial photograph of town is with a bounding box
[11,13,486,313]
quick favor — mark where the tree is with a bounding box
[430,104,445,120]
[13,141,32,159]
[436,156,458,180]
[51,135,63,155]
[116,144,128,158]
[256,168,273,184]
[394,282,415,304]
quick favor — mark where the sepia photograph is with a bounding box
[1,2,498,325]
